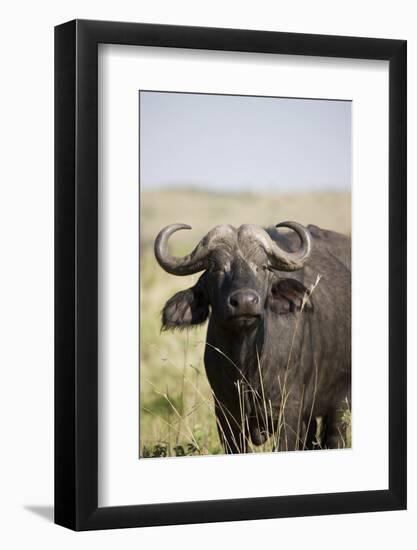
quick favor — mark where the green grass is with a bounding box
[139,188,351,457]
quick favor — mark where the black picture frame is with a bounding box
[55,19,407,531]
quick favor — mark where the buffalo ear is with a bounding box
[270,278,312,314]
[162,286,209,330]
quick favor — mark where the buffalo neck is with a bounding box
[206,316,266,381]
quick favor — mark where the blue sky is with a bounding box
[140,91,351,193]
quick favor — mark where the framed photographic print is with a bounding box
[55,20,407,530]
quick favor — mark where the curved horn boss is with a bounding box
[238,221,312,272]
[154,223,235,276]
[268,221,312,271]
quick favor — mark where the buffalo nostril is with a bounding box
[228,290,260,310]
[229,296,239,308]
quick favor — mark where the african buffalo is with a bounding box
[154,222,351,453]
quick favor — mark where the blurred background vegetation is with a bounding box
[140,188,351,458]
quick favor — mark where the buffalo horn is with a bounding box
[154,223,234,276]
[268,221,312,271]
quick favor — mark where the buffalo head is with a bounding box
[155,222,312,332]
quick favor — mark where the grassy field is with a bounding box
[139,188,351,458]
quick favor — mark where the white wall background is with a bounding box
[0,1,414,548]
